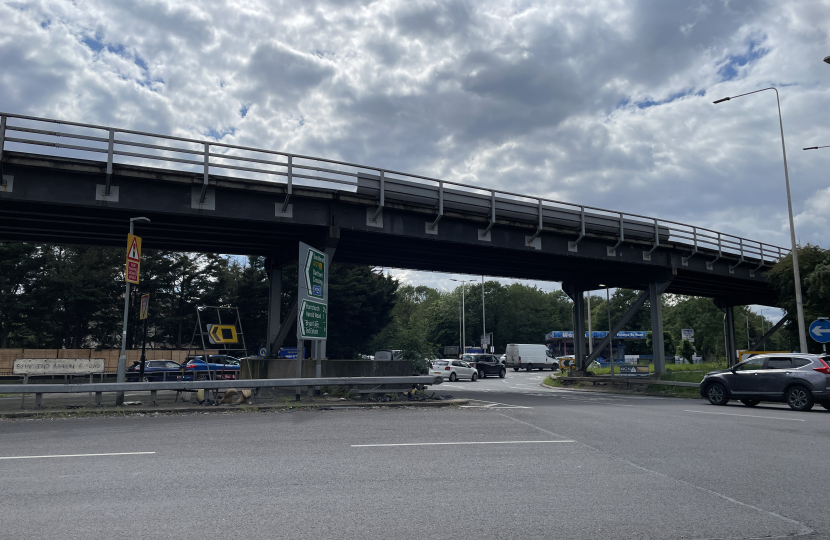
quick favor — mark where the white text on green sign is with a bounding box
[300,299,327,339]
[305,248,325,298]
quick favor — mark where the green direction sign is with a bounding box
[304,248,325,299]
[299,299,327,340]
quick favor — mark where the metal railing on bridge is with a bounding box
[0,112,787,268]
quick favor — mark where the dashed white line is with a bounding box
[0,452,156,460]
[352,440,573,447]
[684,410,805,421]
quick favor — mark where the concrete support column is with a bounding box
[724,306,737,367]
[266,264,282,359]
[571,290,586,371]
[649,282,665,375]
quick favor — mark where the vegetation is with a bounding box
[2,241,823,361]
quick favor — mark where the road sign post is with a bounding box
[117,217,149,406]
[809,318,830,353]
[297,243,328,340]
[298,242,329,400]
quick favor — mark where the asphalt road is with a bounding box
[1,370,828,539]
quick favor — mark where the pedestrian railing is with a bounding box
[0,112,786,266]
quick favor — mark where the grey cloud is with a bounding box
[237,43,335,111]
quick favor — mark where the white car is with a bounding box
[432,359,478,382]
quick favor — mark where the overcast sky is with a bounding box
[2,0,829,305]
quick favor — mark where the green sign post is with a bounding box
[297,242,328,341]
[299,299,327,339]
[304,248,325,298]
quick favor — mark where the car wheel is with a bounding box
[786,385,814,411]
[471,372,478,382]
[740,399,760,407]
[196,373,209,381]
[513,367,519,372]
[705,383,729,406]
[478,369,485,379]
[526,364,533,372]
[449,372,457,382]
[499,369,506,378]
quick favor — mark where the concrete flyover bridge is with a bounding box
[0,112,787,372]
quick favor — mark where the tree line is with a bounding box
[1,241,816,360]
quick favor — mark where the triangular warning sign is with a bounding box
[128,238,139,260]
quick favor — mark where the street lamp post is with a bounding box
[116,217,150,405]
[713,88,808,353]
[481,276,488,353]
[451,278,475,354]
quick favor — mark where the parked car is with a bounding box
[431,359,478,382]
[127,360,184,382]
[181,355,241,380]
[505,344,558,371]
[700,353,830,411]
[462,354,506,378]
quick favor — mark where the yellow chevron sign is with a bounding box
[207,324,238,344]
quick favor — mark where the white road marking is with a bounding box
[498,413,813,536]
[0,451,156,460]
[684,410,805,421]
[352,440,573,447]
[461,400,531,409]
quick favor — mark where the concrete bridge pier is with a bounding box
[715,299,739,367]
[649,282,666,375]
[564,284,586,372]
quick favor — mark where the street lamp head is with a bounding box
[712,97,731,104]
[824,55,830,65]
[804,147,819,151]
[131,216,151,223]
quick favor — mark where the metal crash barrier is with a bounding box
[4,376,441,409]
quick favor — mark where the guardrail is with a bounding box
[0,112,787,267]
[3,376,441,409]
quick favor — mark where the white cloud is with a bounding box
[2,0,830,290]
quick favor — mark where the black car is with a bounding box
[461,354,506,378]
[700,353,830,411]
[127,360,184,382]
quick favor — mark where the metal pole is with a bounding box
[586,292,593,355]
[746,311,750,349]
[714,88,806,352]
[761,309,766,351]
[481,276,486,351]
[775,90,808,353]
[607,288,614,376]
[461,285,466,354]
[139,317,147,381]
[115,220,135,406]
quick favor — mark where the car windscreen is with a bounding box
[433,361,449,367]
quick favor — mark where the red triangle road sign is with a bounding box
[128,238,140,260]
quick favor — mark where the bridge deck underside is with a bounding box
[0,153,779,306]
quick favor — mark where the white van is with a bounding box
[374,350,404,361]
[504,344,558,371]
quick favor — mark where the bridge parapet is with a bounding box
[0,111,785,273]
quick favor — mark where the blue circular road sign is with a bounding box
[809,319,830,343]
[258,347,267,357]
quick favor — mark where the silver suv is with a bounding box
[700,353,830,411]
